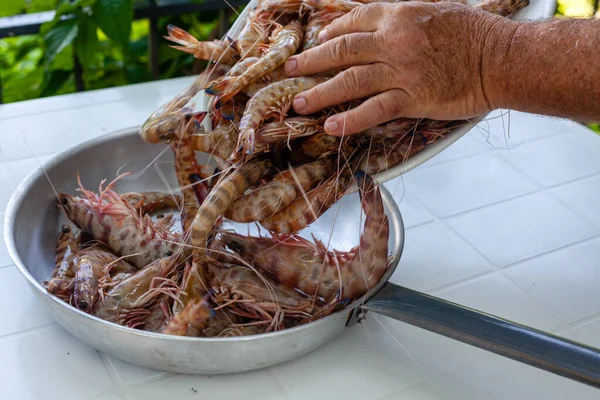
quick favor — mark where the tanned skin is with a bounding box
[282,2,600,136]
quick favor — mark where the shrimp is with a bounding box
[164,25,240,65]
[93,256,180,325]
[45,225,80,300]
[210,263,316,331]
[475,0,530,16]
[72,246,136,313]
[193,104,243,161]
[256,0,308,16]
[303,0,365,12]
[254,116,324,153]
[190,158,273,261]
[259,163,353,233]
[142,296,173,332]
[281,131,352,166]
[162,290,215,336]
[141,64,229,143]
[361,118,420,139]
[205,21,304,109]
[357,130,449,174]
[303,10,345,51]
[232,76,326,163]
[170,113,211,233]
[121,191,182,215]
[224,157,335,223]
[223,171,389,301]
[236,11,273,59]
[58,175,181,269]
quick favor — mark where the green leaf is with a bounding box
[0,0,25,17]
[40,0,96,35]
[40,69,72,97]
[92,0,133,52]
[26,0,60,13]
[75,14,99,68]
[43,18,79,66]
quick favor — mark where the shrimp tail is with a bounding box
[220,101,235,121]
[205,77,239,109]
[164,24,198,47]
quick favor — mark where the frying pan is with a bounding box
[4,128,600,389]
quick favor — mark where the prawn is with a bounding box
[223,171,389,301]
[254,116,324,153]
[72,246,137,313]
[210,263,316,331]
[232,76,326,163]
[165,25,240,65]
[170,112,211,233]
[236,10,274,59]
[121,191,182,215]
[303,10,345,51]
[259,162,353,233]
[141,64,229,143]
[190,158,273,261]
[59,174,181,269]
[93,256,180,326]
[206,21,304,109]
[45,225,80,300]
[224,157,335,223]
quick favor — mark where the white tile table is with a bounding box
[1,78,599,400]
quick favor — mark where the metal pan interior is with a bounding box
[4,127,404,374]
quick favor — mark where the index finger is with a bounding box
[284,32,379,76]
[319,3,386,42]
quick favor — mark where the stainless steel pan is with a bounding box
[5,128,600,389]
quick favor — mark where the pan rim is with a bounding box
[4,126,405,343]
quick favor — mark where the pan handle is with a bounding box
[361,282,600,389]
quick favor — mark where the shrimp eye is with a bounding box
[164,250,173,257]
[61,226,70,234]
[61,197,68,205]
[156,214,164,219]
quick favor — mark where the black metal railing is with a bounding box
[0,0,249,104]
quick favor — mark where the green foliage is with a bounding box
[92,0,133,52]
[0,0,225,103]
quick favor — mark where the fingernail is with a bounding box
[324,119,339,134]
[285,58,297,74]
[293,96,306,112]
[318,29,328,43]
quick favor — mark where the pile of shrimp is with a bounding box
[47,0,528,337]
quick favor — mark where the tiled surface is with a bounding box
[0,266,55,336]
[389,353,600,400]
[499,129,600,187]
[124,370,285,400]
[0,326,114,400]
[505,238,600,327]
[550,174,600,230]
[446,192,598,267]
[1,79,600,399]
[403,153,537,217]
[434,273,561,332]
[272,317,424,400]
[390,223,493,292]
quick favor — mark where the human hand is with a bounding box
[283,2,516,135]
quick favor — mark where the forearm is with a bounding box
[484,17,600,121]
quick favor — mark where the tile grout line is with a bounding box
[96,351,123,390]
[560,311,600,333]
[425,233,600,297]
[0,323,56,341]
[373,313,492,380]
[267,367,298,400]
